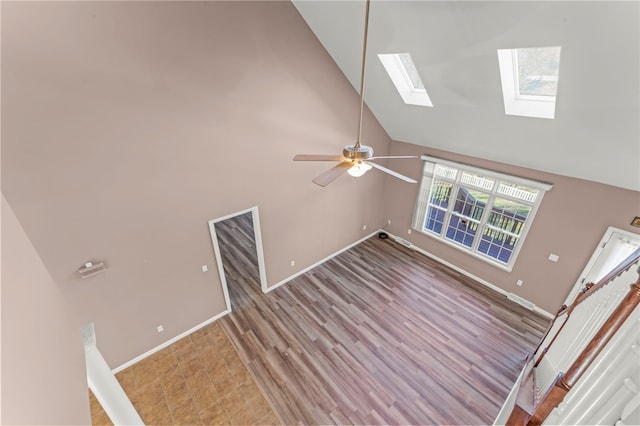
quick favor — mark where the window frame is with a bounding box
[497,47,561,119]
[378,53,433,107]
[412,155,553,271]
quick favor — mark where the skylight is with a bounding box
[497,46,561,119]
[378,53,433,107]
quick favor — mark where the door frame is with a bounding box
[208,206,268,312]
[563,225,640,304]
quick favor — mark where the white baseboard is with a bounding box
[112,231,380,372]
[386,232,553,319]
[112,308,231,374]
[266,230,381,293]
[114,229,551,374]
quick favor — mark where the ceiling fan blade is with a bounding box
[368,161,417,184]
[293,154,344,161]
[312,161,352,187]
[368,155,419,160]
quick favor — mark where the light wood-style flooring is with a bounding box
[218,213,549,425]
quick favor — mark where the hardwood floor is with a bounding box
[216,215,550,425]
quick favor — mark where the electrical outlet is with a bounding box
[157,325,164,333]
[548,253,559,262]
[516,279,523,286]
[201,265,208,272]
[407,229,412,234]
[387,220,391,225]
[290,260,295,266]
[362,225,367,231]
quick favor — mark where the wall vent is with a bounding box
[395,237,412,248]
[507,292,536,310]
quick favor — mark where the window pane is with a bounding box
[425,179,453,234]
[446,214,476,248]
[517,46,561,97]
[478,228,518,264]
[425,206,446,234]
[397,53,425,90]
[489,198,532,236]
[460,171,494,191]
[452,187,487,221]
[429,180,454,208]
[445,187,488,248]
[497,181,539,203]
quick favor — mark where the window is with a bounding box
[497,46,561,119]
[378,53,433,107]
[412,156,552,270]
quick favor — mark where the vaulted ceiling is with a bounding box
[292,1,640,191]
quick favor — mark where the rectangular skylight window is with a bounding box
[378,53,433,107]
[498,46,561,119]
[516,47,561,97]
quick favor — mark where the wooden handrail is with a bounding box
[517,276,640,426]
[533,303,567,362]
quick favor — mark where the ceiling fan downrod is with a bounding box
[354,0,371,150]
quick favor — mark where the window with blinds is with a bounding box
[412,156,553,270]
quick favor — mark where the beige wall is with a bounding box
[2,0,638,385]
[1,195,91,425]
[382,142,640,314]
[1,1,388,367]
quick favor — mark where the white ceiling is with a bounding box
[292,1,640,191]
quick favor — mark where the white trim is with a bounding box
[208,206,268,296]
[493,359,531,426]
[378,53,433,107]
[266,230,380,292]
[112,308,230,374]
[420,155,553,192]
[497,48,559,119]
[563,226,640,304]
[86,345,144,425]
[386,231,553,319]
[208,221,232,312]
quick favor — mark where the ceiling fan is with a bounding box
[293,0,418,187]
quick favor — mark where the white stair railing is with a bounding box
[542,306,639,425]
[534,260,640,398]
[499,251,640,426]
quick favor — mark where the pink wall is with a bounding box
[1,1,388,367]
[382,142,640,314]
[1,196,91,425]
[3,0,638,383]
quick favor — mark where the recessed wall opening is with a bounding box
[208,207,268,312]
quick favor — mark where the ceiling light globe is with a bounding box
[348,162,372,177]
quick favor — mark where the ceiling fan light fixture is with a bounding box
[348,161,372,177]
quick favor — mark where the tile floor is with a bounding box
[89,321,280,425]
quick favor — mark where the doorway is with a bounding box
[563,226,640,304]
[208,207,267,311]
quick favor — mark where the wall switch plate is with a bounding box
[516,279,523,286]
[202,265,208,272]
[157,325,164,333]
[362,225,367,231]
[408,229,412,234]
[290,260,295,266]
[387,220,391,225]
[548,253,559,262]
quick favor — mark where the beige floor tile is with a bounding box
[90,322,280,426]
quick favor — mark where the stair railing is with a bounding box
[502,251,640,426]
[534,250,640,368]
[527,274,640,425]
